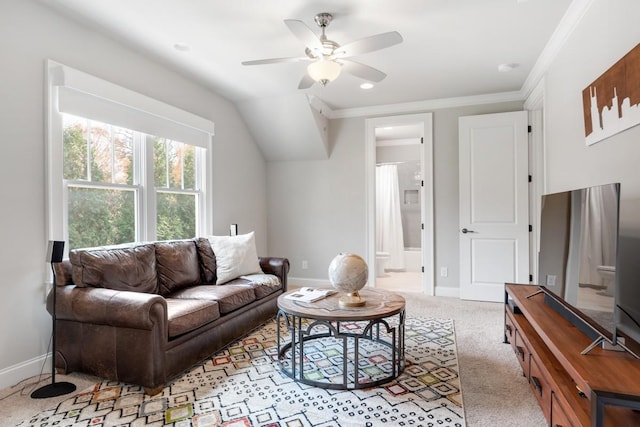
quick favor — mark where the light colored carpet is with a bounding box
[0,292,545,426]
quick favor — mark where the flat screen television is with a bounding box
[538,182,640,357]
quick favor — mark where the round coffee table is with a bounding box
[276,288,406,390]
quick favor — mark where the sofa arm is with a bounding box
[52,285,167,331]
[259,257,290,291]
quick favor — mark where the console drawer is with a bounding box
[529,355,552,423]
[514,329,530,378]
[551,392,575,427]
[505,309,516,349]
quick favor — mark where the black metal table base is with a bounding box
[276,309,406,390]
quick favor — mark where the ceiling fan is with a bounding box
[241,13,403,89]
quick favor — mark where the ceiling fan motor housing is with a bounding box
[314,13,333,28]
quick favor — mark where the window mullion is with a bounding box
[141,135,156,241]
[165,139,170,190]
[181,143,185,190]
[110,124,115,183]
[86,120,92,181]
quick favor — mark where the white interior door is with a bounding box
[459,111,529,302]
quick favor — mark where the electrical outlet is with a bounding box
[546,274,556,287]
[301,260,308,270]
[440,267,448,277]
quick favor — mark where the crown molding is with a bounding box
[326,91,524,119]
[520,0,595,100]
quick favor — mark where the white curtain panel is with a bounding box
[579,185,618,286]
[376,164,405,269]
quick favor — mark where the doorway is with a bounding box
[365,114,434,294]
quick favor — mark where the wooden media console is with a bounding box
[504,284,640,426]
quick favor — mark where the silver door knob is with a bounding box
[461,228,476,234]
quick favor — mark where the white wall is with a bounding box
[267,118,367,280]
[268,101,523,290]
[543,0,640,197]
[0,1,267,387]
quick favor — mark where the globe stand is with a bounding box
[339,291,366,307]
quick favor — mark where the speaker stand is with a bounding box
[31,260,76,399]
[31,380,76,399]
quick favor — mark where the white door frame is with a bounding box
[365,113,434,294]
[525,78,547,284]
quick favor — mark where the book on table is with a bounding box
[285,287,337,302]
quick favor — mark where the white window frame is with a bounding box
[46,61,214,251]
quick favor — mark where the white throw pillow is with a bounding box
[207,231,263,284]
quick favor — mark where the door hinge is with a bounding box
[528,125,532,133]
[529,225,533,232]
[529,274,533,282]
[422,266,424,273]
[528,175,532,183]
[421,137,424,144]
[421,180,424,187]
[421,223,424,230]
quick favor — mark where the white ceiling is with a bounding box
[41,0,574,112]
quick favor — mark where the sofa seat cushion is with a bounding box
[155,240,201,296]
[240,274,282,299]
[69,244,158,293]
[169,285,256,314]
[165,299,220,338]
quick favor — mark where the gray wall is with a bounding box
[543,0,640,199]
[0,1,267,386]
[268,101,524,290]
[267,118,367,279]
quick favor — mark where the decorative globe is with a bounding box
[328,253,368,307]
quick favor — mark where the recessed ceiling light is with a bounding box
[360,82,374,90]
[173,42,190,52]
[498,63,519,72]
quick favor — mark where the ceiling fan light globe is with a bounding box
[307,59,341,85]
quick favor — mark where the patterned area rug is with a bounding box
[19,317,464,427]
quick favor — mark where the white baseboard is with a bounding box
[0,353,50,389]
[435,286,460,298]
[290,277,461,299]
[288,277,332,289]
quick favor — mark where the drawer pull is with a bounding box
[516,346,525,360]
[531,375,542,396]
[505,324,512,334]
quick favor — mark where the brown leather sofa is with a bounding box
[49,237,289,395]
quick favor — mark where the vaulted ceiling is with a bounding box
[41,0,575,160]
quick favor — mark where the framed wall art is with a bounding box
[582,42,640,146]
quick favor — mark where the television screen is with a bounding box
[538,183,620,342]
[616,197,640,347]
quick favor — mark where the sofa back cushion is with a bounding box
[69,244,158,293]
[155,240,201,296]
[193,237,217,284]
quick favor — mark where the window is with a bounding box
[48,61,214,250]
[153,137,199,241]
[62,114,206,249]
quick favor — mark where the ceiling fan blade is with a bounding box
[341,60,387,82]
[298,73,315,89]
[333,31,403,58]
[284,19,323,52]
[241,56,308,66]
